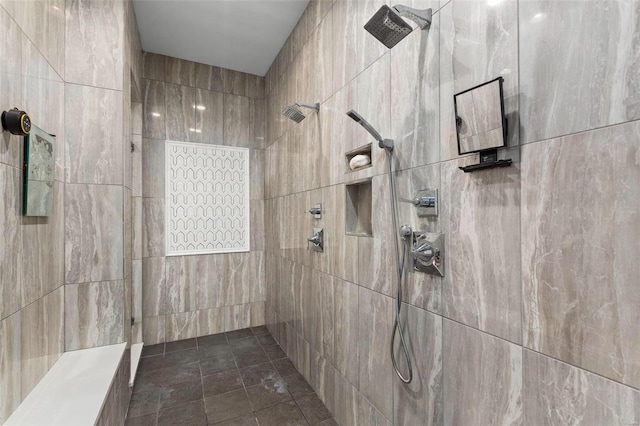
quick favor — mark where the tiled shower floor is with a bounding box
[126,326,336,426]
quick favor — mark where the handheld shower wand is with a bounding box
[346,110,413,384]
[346,110,394,151]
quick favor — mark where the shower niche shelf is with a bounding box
[345,143,372,172]
[345,180,373,237]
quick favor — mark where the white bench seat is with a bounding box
[4,343,126,426]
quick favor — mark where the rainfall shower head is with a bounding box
[282,102,320,123]
[364,4,432,49]
[346,110,394,151]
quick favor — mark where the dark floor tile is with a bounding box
[128,388,160,418]
[208,414,258,425]
[226,328,254,341]
[159,379,204,409]
[200,352,237,375]
[256,334,276,346]
[204,389,253,424]
[263,344,287,361]
[281,373,315,399]
[142,343,165,358]
[163,347,200,367]
[138,354,165,373]
[198,333,228,348]
[239,362,280,387]
[165,338,197,353]
[228,337,261,355]
[134,368,163,394]
[198,344,233,360]
[234,347,270,369]
[203,369,243,397]
[255,401,309,426]
[295,393,332,425]
[250,326,269,336]
[245,378,292,411]
[316,419,338,426]
[158,400,208,426]
[159,361,201,387]
[125,412,157,426]
[272,358,298,377]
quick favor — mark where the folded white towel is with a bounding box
[349,154,371,170]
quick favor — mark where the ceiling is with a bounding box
[132,0,310,76]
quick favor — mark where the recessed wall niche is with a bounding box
[345,180,373,237]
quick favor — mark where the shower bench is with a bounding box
[4,343,128,425]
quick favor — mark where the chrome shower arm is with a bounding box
[296,102,320,111]
[393,5,432,29]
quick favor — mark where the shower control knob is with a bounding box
[308,235,321,246]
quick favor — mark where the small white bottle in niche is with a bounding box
[349,154,371,170]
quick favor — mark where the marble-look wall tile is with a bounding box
[250,149,264,200]
[0,7,24,169]
[333,368,359,426]
[142,198,164,257]
[194,89,224,144]
[521,121,640,389]
[358,175,394,296]
[333,277,358,387]
[132,196,143,259]
[20,286,64,399]
[224,303,251,332]
[0,313,21,423]
[519,0,640,144]
[224,93,251,147]
[141,139,165,198]
[358,287,394,419]
[131,135,142,197]
[443,320,522,425]
[197,307,225,336]
[142,79,166,139]
[65,281,124,350]
[223,69,247,97]
[65,0,124,90]
[524,349,640,425]
[245,74,265,100]
[142,52,165,81]
[131,102,143,135]
[132,259,142,323]
[142,257,166,317]
[21,182,64,307]
[251,200,265,251]
[21,35,65,178]
[142,315,166,345]
[166,311,198,341]
[195,63,224,92]
[439,0,519,161]
[250,98,266,150]
[165,255,199,314]
[441,157,521,344]
[165,83,195,142]
[65,84,124,184]
[65,184,124,283]
[394,164,441,314]
[194,254,226,310]
[2,0,65,78]
[359,394,391,426]
[0,164,21,320]
[390,14,440,170]
[393,304,442,426]
[165,57,195,86]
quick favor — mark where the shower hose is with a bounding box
[385,150,413,384]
